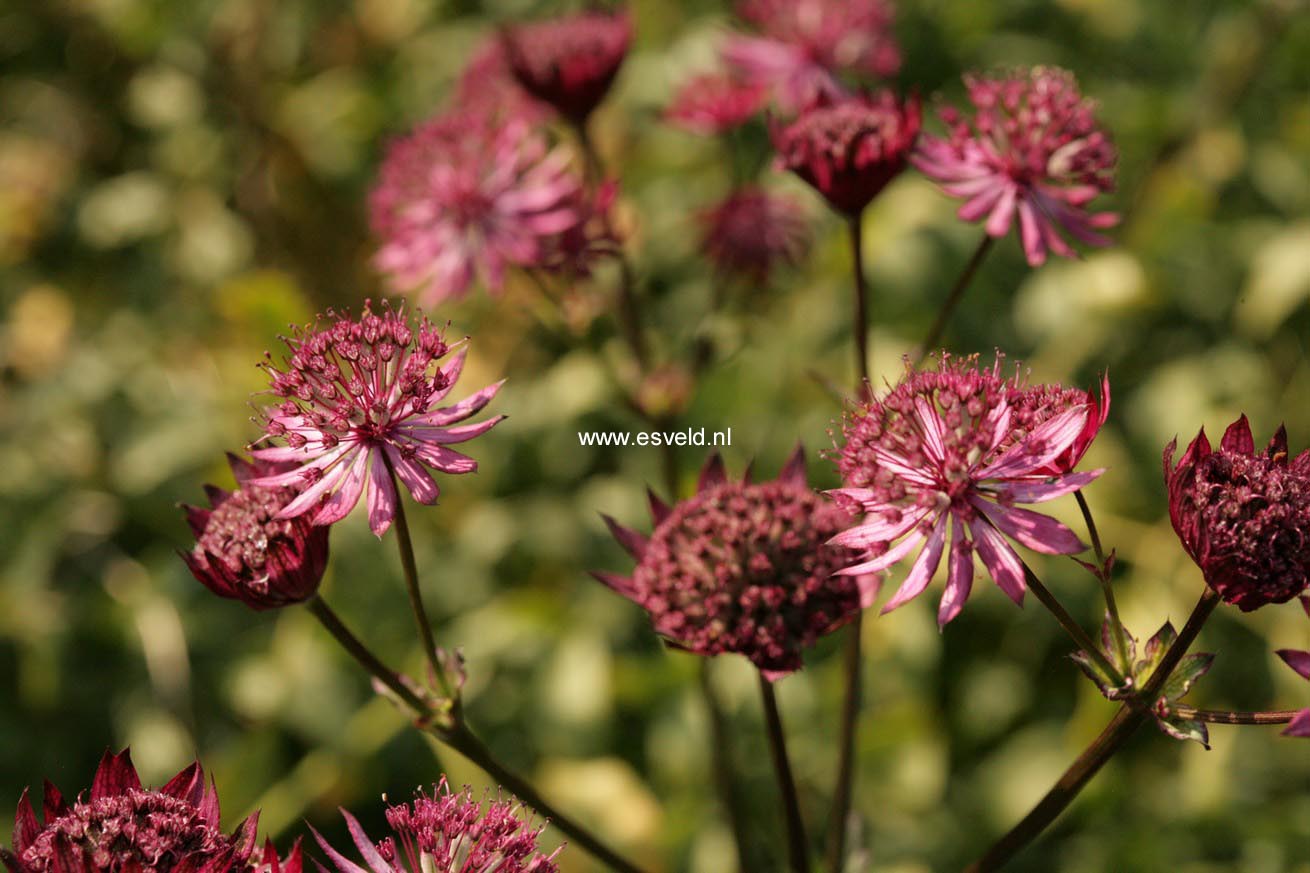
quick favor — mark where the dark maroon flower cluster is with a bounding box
[596,450,873,678]
[1164,415,1310,612]
[2,750,300,873]
[501,10,631,124]
[181,454,329,611]
[313,778,559,873]
[772,91,921,216]
[698,187,811,282]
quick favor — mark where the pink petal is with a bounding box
[366,454,398,537]
[401,414,506,445]
[970,519,1027,605]
[1220,414,1254,455]
[938,518,975,627]
[91,749,141,801]
[998,469,1105,504]
[829,505,931,549]
[309,824,370,873]
[835,525,931,576]
[881,515,947,614]
[344,809,395,873]
[1283,709,1310,737]
[387,447,440,505]
[1017,198,1047,267]
[978,406,1089,480]
[972,498,1086,555]
[984,184,1018,237]
[413,380,505,426]
[310,450,370,526]
[699,453,728,492]
[779,444,808,488]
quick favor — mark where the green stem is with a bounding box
[1021,559,1125,688]
[915,234,995,366]
[380,452,455,703]
[849,213,871,398]
[305,595,431,717]
[759,675,810,873]
[1074,490,1130,669]
[965,588,1220,872]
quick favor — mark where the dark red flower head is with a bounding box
[2,749,265,873]
[181,453,329,611]
[698,186,811,282]
[501,10,631,124]
[595,448,876,679]
[312,777,559,873]
[771,91,921,216]
[1164,415,1310,611]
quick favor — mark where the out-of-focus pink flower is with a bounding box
[698,186,811,281]
[830,354,1103,627]
[501,10,631,124]
[452,38,552,125]
[772,91,920,216]
[1,748,287,873]
[596,449,875,679]
[665,73,768,135]
[181,453,330,611]
[1164,416,1310,612]
[539,178,622,278]
[251,302,505,538]
[723,0,900,111]
[370,113,585,305]
[913,67,1118,267]
[312,778,560,873]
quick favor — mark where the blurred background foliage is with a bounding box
[4,0,1310,871]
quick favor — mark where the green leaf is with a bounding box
[1161,652,1215,702]
[1155,714,1211,749]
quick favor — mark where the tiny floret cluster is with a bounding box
[182,453,330,611]
[724,0,900,110]
[312,778,560,873]
[1164,415,1310,612]
[913,67,1118,266]
[252,302,505,537]
[772,91,921,216]
[830,355,1107,626]
[2,749,296,873]
[596,449,873,679]
[501,10,631,124]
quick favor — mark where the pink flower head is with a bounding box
[370,113,585,305]
[501,10,631,124]
[452,39,552,126]
[311,777,560,873]
[596,449,875,679]
[181,453,330,611]
[1276,599,1310,737]
[698,186,812,282]
[1003,370,1110,476]
[723,0,900,111]
[771,91,921,217]
[1,748,279,873]
[665,73,768,136]
[830,354,1104,627]
[250,302,505,538]
[913,67,1119,267]
[1164,416,1310,612]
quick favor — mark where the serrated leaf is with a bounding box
[1071,650,1117,696]
[1161,652,1215,702]
[1155,714,1211,749]
[1135,621,1177,681]
[1099,614,1137,674]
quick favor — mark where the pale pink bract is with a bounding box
[251,302,504,538]
[830,355,1105,627]
[369,113,584,306]
[913,67,1118,267]
[665,72,768,135]
[722,0,900,111]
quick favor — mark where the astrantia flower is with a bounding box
[772,91,921,217]
[723,0,900,111]
[913,67,1118,267]
[830,355,1105,627]
[312,778,560,873]
[1,748,268,873]
[698,187,811,282]
[181,453,329,611]
[251,302,505,538]
[370,114,584,305]
[452,39,552,126]
[1164,415,1310,612]
[1003,372,1110,476]
[501,10,631,125]
[596,449,874,679]
[665,73,767,136]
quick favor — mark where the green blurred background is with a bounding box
[4,0,1310,870]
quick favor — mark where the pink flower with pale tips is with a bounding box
[1276,599,1310,737]
[912,67,1119,267]
[665,73,768,136]
[500,9,631,125]
[596,449,875,679]
[722,0,901,111]
[369,113,585,306]
[250,302,505,538]
[830,355,1107,627]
